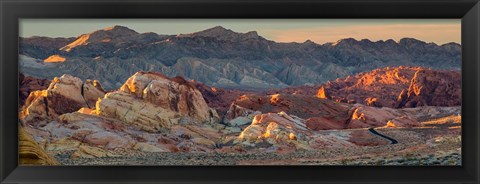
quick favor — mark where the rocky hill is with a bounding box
[20,25,461,90]
[224,93,420,131]
[275,66,461,108]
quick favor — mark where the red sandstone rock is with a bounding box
[273,66,461,108]
[397,69,461,108]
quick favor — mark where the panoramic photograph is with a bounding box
[18,19,461,166]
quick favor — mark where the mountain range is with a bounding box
[19,25,461,90]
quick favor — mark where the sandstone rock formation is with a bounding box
[24,108,223,159]
[236,112,312,151]
[306,66,460,108]
[227,92,421,131]
[95,72,219,132]
[21,74,105,126]
[228,94,352,130]
[317,66,418,107]
[233,111,399,151]
[19,125,58,165]
[19,72,227,160]
[396,69,461,108]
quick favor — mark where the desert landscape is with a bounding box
[18,25,461,165]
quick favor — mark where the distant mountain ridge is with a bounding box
[19,25,461,90]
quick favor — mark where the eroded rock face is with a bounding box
[96,72,219,132]
[21,74,105,126]
[396,69,461,108]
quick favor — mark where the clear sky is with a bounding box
[19,19,461,45]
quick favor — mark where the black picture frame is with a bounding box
[1,0,479,183]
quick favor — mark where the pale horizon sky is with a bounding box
[20,19,461,45]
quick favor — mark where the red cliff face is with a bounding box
[315,66,461,108]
